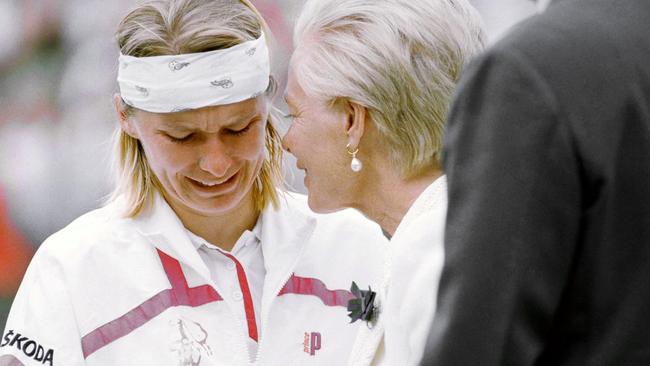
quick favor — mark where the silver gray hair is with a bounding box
[292,0,486,177]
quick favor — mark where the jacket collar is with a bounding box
[131,190,317,294]
[392,175,447,242]
[132,191,212,284]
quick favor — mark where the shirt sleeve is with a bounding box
[1,242,86,366]
[422,47,582,365]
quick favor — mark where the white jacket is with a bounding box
[347,176,447,366]
[0,191,387,366]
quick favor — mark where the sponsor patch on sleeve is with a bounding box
[0,330,54,366]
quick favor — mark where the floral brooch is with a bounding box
[347,281,377,326]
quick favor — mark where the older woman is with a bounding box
[282,0,485,364]
[0,1,387,365]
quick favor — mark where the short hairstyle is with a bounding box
[110,0,284,217]
[292,0,486,178]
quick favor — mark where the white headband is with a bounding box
[117,33,270,113]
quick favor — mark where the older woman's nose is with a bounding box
[281,128,294,154]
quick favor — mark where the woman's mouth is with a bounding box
[195,180,221,187]
[187,172,239,194]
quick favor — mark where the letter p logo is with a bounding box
[309,332,321,356]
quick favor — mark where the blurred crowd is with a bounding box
[0,0,535,330]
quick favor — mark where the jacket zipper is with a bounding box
[253,269,296,364]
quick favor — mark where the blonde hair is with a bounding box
[110,0,284,217]
[293,0,486,178]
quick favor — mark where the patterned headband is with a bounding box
[117,33,270,113]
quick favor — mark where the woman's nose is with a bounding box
[198,137,233,177]
[281,128,293,154]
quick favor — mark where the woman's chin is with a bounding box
[306,194,345,214]
[177,191,248,217]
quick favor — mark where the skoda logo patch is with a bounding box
[1,330,55,365]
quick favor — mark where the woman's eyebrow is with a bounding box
[159,111,261,130]
[158,121,193,130]
[227,112,261,127]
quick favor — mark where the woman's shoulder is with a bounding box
[35,201,141,268]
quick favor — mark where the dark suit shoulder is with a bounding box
[472,0,650,176]
[495,0,648,78]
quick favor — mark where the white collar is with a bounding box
[392,175,447,242]
[131,190,316,290]
[185,215,263,254]
[132,191,212,282]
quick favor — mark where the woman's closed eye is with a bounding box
[228,121,254,136]
[161,119,258,143]
[283,113,297,123]
[165,133,194,143]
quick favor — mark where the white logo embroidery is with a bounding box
[170,318,213,366]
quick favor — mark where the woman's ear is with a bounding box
[345,101,367,149]
[113,94,139,139]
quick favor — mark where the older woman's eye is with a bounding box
[283,113,296,122]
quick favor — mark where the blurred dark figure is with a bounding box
[423,0,650,365]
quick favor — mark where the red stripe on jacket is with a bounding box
[81,249,222,359]
[279,274,354,307]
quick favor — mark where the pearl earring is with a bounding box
[346,143,363,172]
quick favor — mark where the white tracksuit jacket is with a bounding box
[0,191,386,366]
[347,177,447,366]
